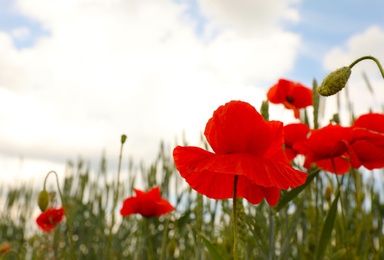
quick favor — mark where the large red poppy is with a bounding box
[283,123,310,161]
[350,113,384,170]
[294,124,361,175]
[36,207,64,232]
[120,187,175,217]
[173,101,307,206]
[267,79,313,118]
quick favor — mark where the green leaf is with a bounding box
[315,189,341,260]
[275,169,320,211]
[197,233,225,260]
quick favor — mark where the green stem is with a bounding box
[348,55,384,79]
[233,175,239,260]
[160,216,171,260]
[107,135,126,260]
[145,218,155,260]
[268,207,275,260]
[44,171,78,260]
[331,160,349,258]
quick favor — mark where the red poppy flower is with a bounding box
[294,124,361,174]
[36,207,64,232]
[350,113,384,170]
[173,101,307,206]
[283,123,310,161]
[267,79,313,118]
[120,187,175,217]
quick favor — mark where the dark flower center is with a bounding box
[286,96,294,103]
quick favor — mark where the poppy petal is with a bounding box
[353,113,384,133]
[290,83,313,108]
[351,140,384,170]
[173,145,307,192]
[204,101,272,156]
[120,196,140,216]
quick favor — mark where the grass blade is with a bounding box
[275,169,320,212]
[197,233,225,260]
[315,189,341,260]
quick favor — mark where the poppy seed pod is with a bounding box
[317,67,351,96]
[38,190,50,212]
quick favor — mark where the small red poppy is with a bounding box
[0,243,11,253]
[36,207,64,232]
[173,101,307,206]
[267,79,313,118]
[283,123,310,161]
[350,113,384,170]
[294,124,361,174]
[120,187,175,217]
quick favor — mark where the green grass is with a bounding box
[1,77,384,259]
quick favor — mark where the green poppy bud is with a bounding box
[38,190,50,212]
[121,134,127,144]
[317,67,351,96]
[325,186,333,201]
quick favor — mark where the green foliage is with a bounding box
[2,78,384,259]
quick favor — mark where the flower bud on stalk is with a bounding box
[38,189,50,212]
[317,67,351,96]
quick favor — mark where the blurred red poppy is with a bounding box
[0,243,11,253]
[350,113,384,170]
[267,79,313,118]
[120,187,175,217]
[283,123,310,161]
[36,207,64,232]
[173,101,307,206]
[294,124,361,174]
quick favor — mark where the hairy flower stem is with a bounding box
[145,218,155,260]
[160,216,171,260]
[348,56,384,79]
[43,171,78,260]
[233,175,239,260]
[107,135,127,260]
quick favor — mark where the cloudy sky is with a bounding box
[1,0,384,186]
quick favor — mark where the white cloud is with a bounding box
[323,25,384,120]
[0,0,302,183]
[197,0,301,36]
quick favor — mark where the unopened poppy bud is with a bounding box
[38,190,49,212]
[325,186,333,201]
[317,67,351,96]
[121,134,127,144]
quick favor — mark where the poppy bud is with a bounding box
[325,186,333,201]
[121,134,127,144]
[317,67,351,96]
[38,190,50,212]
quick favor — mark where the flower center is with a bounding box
[286,96,294,103]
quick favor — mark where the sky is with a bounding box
[1,0,384,187]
